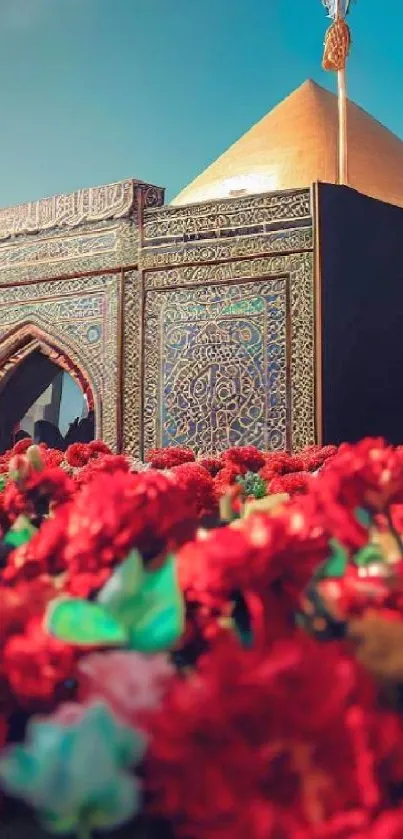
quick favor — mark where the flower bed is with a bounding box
[1,438,403,838]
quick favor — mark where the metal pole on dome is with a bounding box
[322,0,354,185]
[336,0,348,184]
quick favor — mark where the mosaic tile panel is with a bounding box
[144,278,289,454]
[143,251,315,453]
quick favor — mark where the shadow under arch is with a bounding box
[0,323,99,452]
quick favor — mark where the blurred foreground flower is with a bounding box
[78,650,174,726]
[0,702,146,836]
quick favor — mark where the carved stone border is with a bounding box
[0,220,139,286]
[122,270,142,456]
[140,226,313,270]
[143,189,311,242]
[143,252,315,452]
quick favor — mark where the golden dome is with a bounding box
[172,79,403,208]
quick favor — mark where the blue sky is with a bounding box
[0,0,400,205]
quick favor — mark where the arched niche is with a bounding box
[0,324,98,453]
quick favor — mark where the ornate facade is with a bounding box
[0,179,316,457]
[4,78,403,456]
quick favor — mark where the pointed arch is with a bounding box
[0,322,97,413]
[0,321,102,450]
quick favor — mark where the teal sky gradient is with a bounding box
[0,0,400,205]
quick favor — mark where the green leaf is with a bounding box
[97,551,144,625]
[354,544,383,567]
[236,471,267,500]
[0,475,6,493]
[355,507,372,528]
[45,598,128,648]
[316,540,348,580]
[127,555,184,653]
[232,593,254,648]
[3,516,37,548]
[41,811,78,836]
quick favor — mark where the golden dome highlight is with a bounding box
[172,80,403,209]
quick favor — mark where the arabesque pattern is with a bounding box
[144,278,289,453]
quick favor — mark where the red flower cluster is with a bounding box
[221,445,266,472]
[0,446,200,708]
[300,444,338,472]
[260,452,306,481]
[64,470,197,574]
[73,453,131,488]
[0,575,65,705]
[5,469,199,599]
[12,438,33,455]
[269,471,312,496]
[141,444,338,506]
[197,456,223,477]
[1,462,73,530]
[178,494,328,644]
[1,436,403,839]
[213,462,244,500]
[310,439,403,552]
[145,633,403,839]
[3,619,76,705]
[212,445,337,501]
[65,440,112,468]
[146,447,195,469]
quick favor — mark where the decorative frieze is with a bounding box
[140,226,313,269]
[143,189,311,242]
